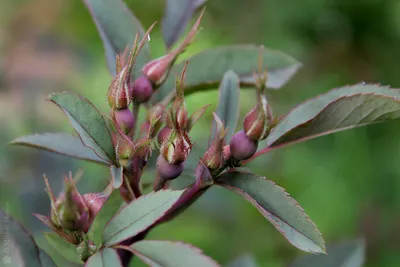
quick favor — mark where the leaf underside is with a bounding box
[82,0,149,77]
[216,171,326,254]
[10,133,109,165]
[289,239,365,267]
[155,45,301,101]
[111,165,124,188]
[266,84,400,149]
[102,190,184,246]
[48,92,116,164]
[131,240,220,267]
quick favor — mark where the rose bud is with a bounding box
[113,108,135,135]
[48,176,89,231]
[230,130,258,161]
[142,10,204,87]
[83,192,107,230]
[223,145,231,161]
[107,65,132,110]
[131,75,154,103]
[243,93,273,141]
[160,131,192,165]
[145,104,165,138]
[156,155,184,180]
[203,113,227,170]
[157,126,172,146]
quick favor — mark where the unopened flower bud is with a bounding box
[114,108,135,134]
[107,67,132,110]
[142,54,175,87]
[157,126,172,146]
[156,155,184,180]
[223,145,231,161]
[203,113,227,170]
[131,75,153,103]
[116,137,134,167]
[160,131,192,165]
[243,94,272,141]
[230,130,258,161]
[145,104,165,137]
[83,193,107,229]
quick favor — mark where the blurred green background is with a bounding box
[2,0,400,266]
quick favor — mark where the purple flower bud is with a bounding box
[157,126,172,146]
[230,130,258,161]
[107,66,132,109]
[223,145,231,161]
[131,75,154,103]
[114,108,135,134]
[156,155,184,180]
[83,193,107,230]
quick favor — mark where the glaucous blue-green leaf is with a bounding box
[88,190,124,247]
[10,133,109,165]
[82,0,149,77]
[264,84,400,150]
[0,209,56,267]
[216,172,325,254]
[103,190,184,246]
[155,45,301,101]
[131,240,219,267]
[110,165,124,188]
[213,70,240,142]
[226,254,258,267]
[44,233,82,264]
[290,239,365,267]
[162,0,206,48]
[84,248,121,267]
[48,92,116,164]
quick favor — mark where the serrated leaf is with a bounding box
[131,240,219,267]
[88,190,124,247]
[216,172,325,254]
[44,233,82,264]
[212,70,240,142]
[162,0,205,48]
[48,92,115,164]
[155,45,301,101]
[226,254,258,267]
[10,133,109,165]
[85,248,121,267]
[110,165,124,188]
[290,239,365,267]
[0,209,56,267]
[82,0,149,77]
[103,190,184,246]
[264,84,400,150]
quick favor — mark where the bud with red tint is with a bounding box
[230,130,258,161]
[203,113,227,170]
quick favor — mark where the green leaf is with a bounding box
[10,133,109,165]
[265,84,400,150]
[290,239,365,267]
[110,165,124,188]
[162,0,205,48]
[226,254,258,267]
[103,190,184,246]
[155,45,301,101]
[0,209,56,267]
[88,190,124,247]
[216,171,325,254]
[213,70,240,142]
[44,233,82,264]
[131,240,219,267]
[82,0,149,77]
[48,92,116,164]
[85,248,122,267]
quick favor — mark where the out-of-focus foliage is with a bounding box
[2,0,400,266]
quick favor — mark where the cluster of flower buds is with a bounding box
[38,174,107,236]
[230,47,274,161]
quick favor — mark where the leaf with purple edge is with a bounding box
[0,209,56,267]
[290,239,365,267]
[265,84,400,150]
[84,248,122,267]
[162,0,206,48]
[216,171,326,254]
[155,45,301,101]
[130,240,220,267]
[102,190,184,246]
[48,92,116,164]
[10,133,110,165]
[82,0,149,77]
